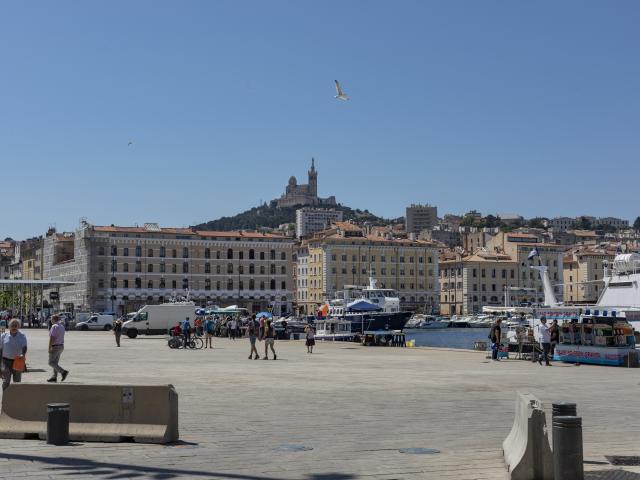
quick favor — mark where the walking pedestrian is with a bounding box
[47,315,69,382]
[113,318,123,347]
[228,317,237,340]
[263,319,276,360]
[247,315,260,360]
[549,319,559,357]
[537,317,552,366]
[181,317,191,348]
[0,319,27,390]
[489,318,502,361]
[304,322,316,354]
[204,317,214,349]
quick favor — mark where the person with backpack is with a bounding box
[247,315,260,360]
[489,318,502,361]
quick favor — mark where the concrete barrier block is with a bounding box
[503,391,553,480]
[0,384,178,444]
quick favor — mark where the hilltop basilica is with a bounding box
[274,158,336,208]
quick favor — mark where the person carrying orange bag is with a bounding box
[0,319,28,390]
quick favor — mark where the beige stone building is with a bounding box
[563,248,615,304]
[440,251,517,315]
[487,231,565,305]
[405,204,438,235]
[20,238,44,280]
[44,222,294,314]
[298,222,439,314]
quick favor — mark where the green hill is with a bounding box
[193,203,396,231]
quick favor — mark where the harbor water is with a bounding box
[405,328,489,350]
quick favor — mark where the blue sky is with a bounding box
[2,1,639,239]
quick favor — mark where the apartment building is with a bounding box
[549,217,575,232]
[21,238,44,280]
[594,217,629,229]
[405,204,438,235]
[439,251,517,315]
[295,208,343,238]
[299,222,439,314]
[563,248,615,304]
[43,221,295,315]
[487,232,565,303]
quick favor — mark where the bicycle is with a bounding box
[168,333,203,349]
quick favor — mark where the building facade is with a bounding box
[275,158,336,208]
[563,248,615,304]
[549,217,575,232]
[487,232,565,305]
[20,238,44,280]
[440,251,517,315]
[43,221,295,315]
[594,217,629,229]
[295,208,343,238]
[298,223,439,314]
[405,204,438,235]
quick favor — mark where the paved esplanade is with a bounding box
[0,330,638,479]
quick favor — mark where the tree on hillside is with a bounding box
[527,217,547,229]
[484,215,499,228]
[634,217,640,231]
[575,216,592,230]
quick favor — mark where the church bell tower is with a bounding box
[308,158,318,197]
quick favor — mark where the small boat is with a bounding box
[417,316,450,329]
[314,318,354,341]
[448,316,471,328]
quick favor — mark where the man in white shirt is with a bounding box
[537,317,552,366]
[0,319,28,390]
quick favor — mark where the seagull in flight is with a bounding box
[334,80,349,101]
[127,140,134,147]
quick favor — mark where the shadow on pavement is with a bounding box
[0,452,357,479]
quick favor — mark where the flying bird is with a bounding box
[334,80,349,101]
[127,140,134,147]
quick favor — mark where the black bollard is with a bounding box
[47,403,70,445]
[553,416,584,480]
[552,402,577,419]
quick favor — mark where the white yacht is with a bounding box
[326,278,411,332]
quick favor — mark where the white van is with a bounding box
[122,302,195,338]
[76,314,114,331]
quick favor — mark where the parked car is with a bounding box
[75,314,114,331]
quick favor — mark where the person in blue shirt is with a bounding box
[204,317,214,349]
[181,317,191,348]
[0,319,28,390]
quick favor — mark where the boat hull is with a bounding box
[554,344,636,366]
[346,311,411,333]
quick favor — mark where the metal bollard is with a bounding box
[553,416,584,480]
[47,403,70,445]
[552,402,577,419]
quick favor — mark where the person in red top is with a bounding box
[172,323,181,337]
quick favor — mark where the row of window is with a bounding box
[99,246,287,261]
[441,268,559,281]
[99,278,286,291]
[99,261,286,275]
[329,267,434,276]
[328,254,433,264]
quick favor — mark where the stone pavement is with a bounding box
[0,329,638,479]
